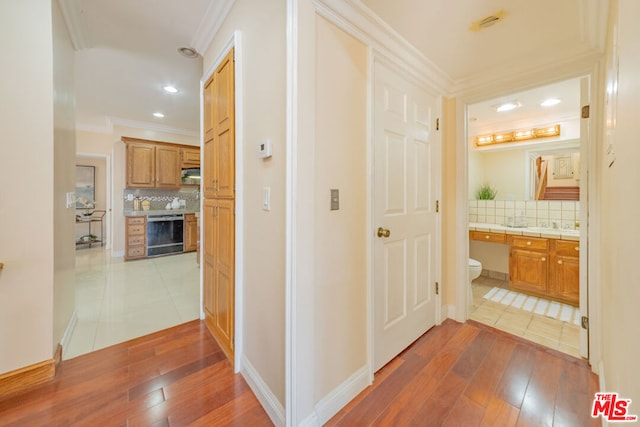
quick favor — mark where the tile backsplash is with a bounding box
[469,200,579,230]
[123,188,200,212]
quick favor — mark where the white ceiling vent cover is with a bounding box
[470,10,506,32]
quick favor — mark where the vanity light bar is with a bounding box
[475,124,560,146]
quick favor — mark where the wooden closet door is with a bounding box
[203,48,235,364]
[213,50,235,199]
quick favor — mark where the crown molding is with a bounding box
[108,117,199,137]
[314,0,454,94]
[57,0,91,51]
[190,0,237,56]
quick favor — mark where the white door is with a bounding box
[373,61,441,371]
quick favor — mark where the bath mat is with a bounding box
[483,287,581,326]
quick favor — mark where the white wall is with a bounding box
[599,0,640,407]
[202,0,287,411]
[0,0,55,373]
[52,0,77,354]
[314,14,368,404]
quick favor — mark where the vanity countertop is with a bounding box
[469,222,580,241]
[124,209,199,217]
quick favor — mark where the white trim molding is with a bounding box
[191,0,237,56]
[60,309,78,356]
[313,366,370,426]
[107,116,198,138]
[57,0,92,50]
[240,354,285,427]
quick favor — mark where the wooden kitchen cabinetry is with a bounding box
[182,147,200,168]
[184,213,198,252]
[124,139,181,189]
[125,216,146,260]
[469,230,507,244]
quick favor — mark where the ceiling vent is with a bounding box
[470,10,506,32]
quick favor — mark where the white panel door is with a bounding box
[373,61,441,371]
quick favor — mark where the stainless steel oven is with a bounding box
[146,214,184,257]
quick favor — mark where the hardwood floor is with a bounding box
[0,320,272,427]
[0,319,599,426]
[327,319,599,427]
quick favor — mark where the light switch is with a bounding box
[262,187,271,211]
[330,189,339,210]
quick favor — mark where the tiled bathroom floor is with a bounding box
[64,247,200,360]
[469,275,581,358]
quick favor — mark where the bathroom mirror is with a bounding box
[467,78,582,201]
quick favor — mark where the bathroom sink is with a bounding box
[526,226,579,236]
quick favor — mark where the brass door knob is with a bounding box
[377,227,391,238]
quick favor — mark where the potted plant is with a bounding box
[476,184,497,200]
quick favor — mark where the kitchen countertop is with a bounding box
[124,209,199,217]
[469,222,580,241]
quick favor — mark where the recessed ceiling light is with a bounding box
[163,85,178,93]
[178,47,199,59]
[495,102,520,112]
[541,98,561,107]
[153,112,165,118]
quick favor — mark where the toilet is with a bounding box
[468,258,482,304]
[468,258,482,282]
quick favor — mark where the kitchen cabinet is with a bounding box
[125,216,146,260]
[182,147,200,168]
[124,139,181,189]
[184,213,198,252]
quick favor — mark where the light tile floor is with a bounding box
[469,275,581,358]
[64,247,200,360]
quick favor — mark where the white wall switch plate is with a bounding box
[262,187,271,211]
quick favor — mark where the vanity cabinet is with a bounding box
[549,240,580,304]
[125,216,146,260]
[125,140,181,189]
[184,213,198,252]
[509,236,549,296]
[470,230,579,306]
[508,235,578,306]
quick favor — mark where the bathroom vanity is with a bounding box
[470,226,580,306]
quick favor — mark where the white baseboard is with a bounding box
[240,354,285,427]
[598,359,608,427]
[60,310,78,354]
[441,304,456,322]
[300,365,370,427]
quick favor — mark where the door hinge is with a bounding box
[436,117,440,131]
[435,282,439,295]
[436,200,439,213]
[581,315,589,330]
[581,105,590,119]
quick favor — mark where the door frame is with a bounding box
[200,32,244,370]
[368,52,443,379]
[454,66,603,369]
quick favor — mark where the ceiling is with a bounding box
[60,0,607,136]
[60,0,218,134]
